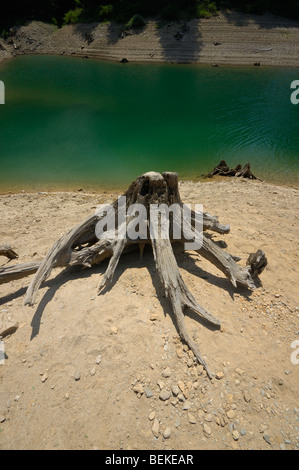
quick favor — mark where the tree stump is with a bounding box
[204,160,262,180]
[0,171,267,378]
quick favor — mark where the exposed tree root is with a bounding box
[204,160,263,180]
[0,171,267,377]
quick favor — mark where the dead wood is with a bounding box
[0,262,40,284]
[204,160,262,180]
[0,244,19,261]
[0,171,267,377]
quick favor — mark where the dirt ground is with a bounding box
[0,177,298,450]
[1,10,299,66]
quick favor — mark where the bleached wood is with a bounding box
[1,171,267,378]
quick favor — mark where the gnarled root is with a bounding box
[0,171,267,378]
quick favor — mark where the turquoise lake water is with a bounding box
[0,55,298,190]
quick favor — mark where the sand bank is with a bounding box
[0,178,298,449]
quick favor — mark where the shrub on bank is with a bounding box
[63,7,83,25]
[195,1,218,18]
[126,14,147,28]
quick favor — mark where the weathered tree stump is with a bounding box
[204,160,262,180]
[0,171,267,378]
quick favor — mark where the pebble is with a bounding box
[148,411,155,421]
[90,368,96,376]
[133,383,144,395]
[150,312,158,321]
[183,401,191,410]
[176,348,185,359]
[0,416,6,423]
[243,389,251,403]
[145,387,153,398]
[162,367,172,378]
[263,434,272,445]
[188,413,197,424]
[227,410,236,419]
[226,393,234,403]
[95,354,102,364]
[216,371,224,380]
[203,423,211,436]
[171,385,179,396]
[163,427,171,439]
[74,371,81,381]
[232,430,240,441]
[152,418,160,437]
[178,380,185,392]
[159,389,171,401]
[157,380,165,390]
[41,373,48,383]
[205,413,213,422]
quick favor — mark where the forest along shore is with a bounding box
[1,10,299,66]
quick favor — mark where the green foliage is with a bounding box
[126,14,147,28]
[99,4,114,20]
[1,29,10,40]
[1,0,299,33]
[63,7,83,25]
[195,1,218,18]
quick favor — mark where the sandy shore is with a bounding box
[0,177,298,450]
[1,10,299,66]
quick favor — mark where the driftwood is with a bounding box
[0,244,19,261]
[204,160,262,180]
[0,172,267,378]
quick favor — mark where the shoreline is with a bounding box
[0,174,298,197]
[1,10,299,67]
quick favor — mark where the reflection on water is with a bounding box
[0,55,298,190]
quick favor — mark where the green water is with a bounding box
[0,55,298,190]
